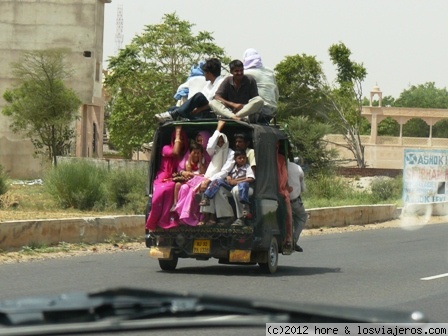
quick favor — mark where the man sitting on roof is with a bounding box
[156,58,225,122]
[209,59,264,122]
[242,48,279,124]
[173,61,206,106]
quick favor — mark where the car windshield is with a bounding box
[2,1,448,335]
[2,118,447,334]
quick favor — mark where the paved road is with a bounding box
[1,222,448,322]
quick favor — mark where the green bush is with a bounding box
[370,176,402,203]
[306,172,354,200]
[44,160,107,210]
[105,167,147,213]
[0,165,8,195]
[304,172,403,208]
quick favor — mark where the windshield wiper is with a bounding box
[0,287,428,336]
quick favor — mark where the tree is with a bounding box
[377,117,400,136]
[362,95,395,107]
[275,54,327,121]
[274,46,368,168]
[2,49,81,166]
[403,118,429,137]
[360,96,398,136]
[323,42,367,168]
[105,13,229,158]
[395,82,448,109]
[395,82,448,138]
[433,120,448,138]
[283,116,338,173]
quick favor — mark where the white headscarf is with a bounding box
[243,48,263,69]
[204,133,229,178]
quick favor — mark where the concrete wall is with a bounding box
[327,105,448,169]
[326,134,448,169]
[306,204,398,229]
[0,205,400,251]
[0,216,145,250]
[0,0,109,178]
[56,156,148,171]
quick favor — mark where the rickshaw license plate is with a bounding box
[193,240,210,254]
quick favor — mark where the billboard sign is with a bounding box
[403,149,448,204]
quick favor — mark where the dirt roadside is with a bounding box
[1,214,446,265]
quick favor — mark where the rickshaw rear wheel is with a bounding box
[159,256,178,271]
[259,236,278,274]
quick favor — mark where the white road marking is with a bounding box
[421,273,448,281]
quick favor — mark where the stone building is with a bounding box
[0,0,111,178]
[326,86,448,169]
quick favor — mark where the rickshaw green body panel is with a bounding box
[144,120,291,267]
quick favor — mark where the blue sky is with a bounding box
[103,0,448,98]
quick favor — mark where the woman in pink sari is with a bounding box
[175,130,231,226]
[195,131,212,167]
[174,130,212,226]
[145,126,189,230]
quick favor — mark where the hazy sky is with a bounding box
[103,0,448,99]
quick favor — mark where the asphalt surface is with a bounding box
[1,222,448,323]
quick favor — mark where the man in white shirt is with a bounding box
[156,58,225,121]
[242,48,279,124]
[173,61,206,104]
[287,157,307,252]
[199,125,256,226]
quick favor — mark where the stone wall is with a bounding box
[56,157,148,171]
[0,205,399,250]
[337,167,402,178]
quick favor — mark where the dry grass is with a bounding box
[0,181,443,264]
[0,184,127,222]
[2,214,446,264]
[0,190,18,209]
[0,184,146,263]
[1,176,390,222]
[0,241,146,264]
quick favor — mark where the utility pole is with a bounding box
[114,4,123,55]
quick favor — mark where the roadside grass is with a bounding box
[9,184,58,210]
[0,226,144,260]
[304,174,402,209]
[0,240,145,264]
[44,160,108,210]
[0,184,146,223]
[0,184,133,221]
[0,165,8,195]
[20,241,73,255]
[0,168,403,261]
[17,238,139,255]
[104,167,148,214]
[104,232,141,245]
[43,160,147,213]
[1,160,148,221]
[1,170,403,221]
